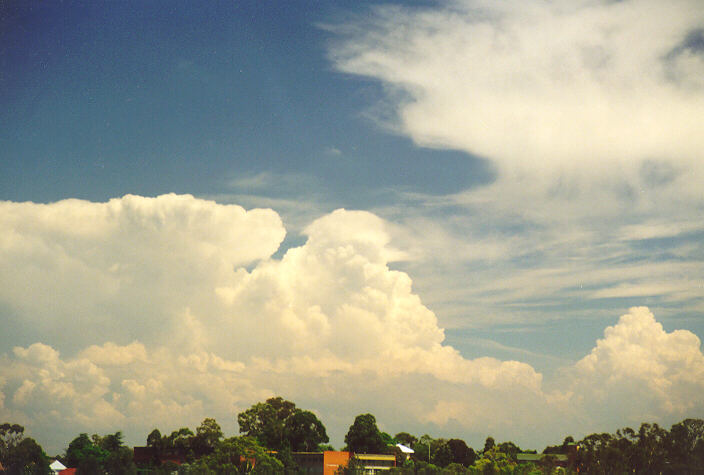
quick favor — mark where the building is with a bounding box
[49,460,67,473]
[354,453,396,473]
[291,450,396,475]
[292,451,351,475]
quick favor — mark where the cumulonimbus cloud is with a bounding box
[1,195,703,451]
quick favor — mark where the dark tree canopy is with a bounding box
[65,431,134,475]
[285,410,329,452]
[192,418,224,457]
[432,439,453,467]
[447,438,476,467]
[394,432,417,447]
[483,436,495,453]
[344,414,387,454]
[146,429,162,450]
[237,397,328,452]
[2,436,49,474]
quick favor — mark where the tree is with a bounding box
[0,423,26,462]
[103,446,136,475]
[482,437,494,453]
[470,446,516,474]
[497,441,520,459]
[237,397,328,452]
[167,427,194,459]
[447,439,476,467]
[146,429,162,449]
[98,432,125,453]
[192,418,224,457]
[284,410,329,451]
[413,435,434,463]
[344,414,386,454]
[199,436,282,473]
[65,431,134,474]
[667,418,704,471]
[3,437,50,474]
[238,397,297,450]
[431,439,452,468]
[65,433,100,468]
[394,432,417,448]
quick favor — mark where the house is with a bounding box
[49,460,67,473]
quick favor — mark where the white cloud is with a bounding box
[0,195,702,452]
[0,195,543,450]
[0,194,285,348]
[330,0,704,175]
[328,1,704,329]
[569,307,704,430]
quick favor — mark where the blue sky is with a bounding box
[1,0,704,454]
[1,0,483,203]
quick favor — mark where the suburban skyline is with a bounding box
[1,0,703,454]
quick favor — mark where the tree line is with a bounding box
[2,397,704,474]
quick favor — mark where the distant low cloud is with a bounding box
[1,195,703,451]
[571,307,704,430]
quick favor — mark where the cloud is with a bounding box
[569,307,704,430]
[1,194,702,452]
[0,193,285,349]
[329,0,704,175]
[0,194,545,451]
[324,0,704,338]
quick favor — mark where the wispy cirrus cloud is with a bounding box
[326,0,704,336]
[329,0,704,175]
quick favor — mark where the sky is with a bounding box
[1,0,704,455]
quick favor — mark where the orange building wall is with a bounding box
[323,451,350,475]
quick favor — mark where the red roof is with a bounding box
[59,468,77,475]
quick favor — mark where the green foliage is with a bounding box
[0,423,26,461]
[447,439,476,467]
[65,430,135,474]
[497,442,520,460]
[469,446,517,474]
[432,440,453,468]
[198,435,283,474]
[564,419,704,473]
[409,435,466,467]
[192,418,224,458]
[65,433,104,469]
[443,462,470,474]
[394,432,417,447]
[284,410,329,452]
[344,414,387,454]
[411,436,429,463]
[482,437,495,454]
[666,418,704,471]
[238,397,328,452]
[3,436,50,474]
[104,446,137,475]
